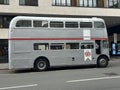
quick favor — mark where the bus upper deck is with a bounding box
[9,16,107,41]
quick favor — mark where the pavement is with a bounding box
[0,57,119,70]
[0,63,8,70]
[0,59,120,90]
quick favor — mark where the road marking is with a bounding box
[67,76,120,83]
[0,84,38,90]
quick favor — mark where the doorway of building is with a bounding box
[0,39,8,63]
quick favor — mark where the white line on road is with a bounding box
[67,76,120,83]
[0,84,38,90]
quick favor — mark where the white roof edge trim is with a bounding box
[9,16,105,28]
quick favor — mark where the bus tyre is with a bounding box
[97,56,108,68]
[34,58,49,71]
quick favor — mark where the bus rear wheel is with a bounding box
[34,58,49,71]
[97,56,109,68]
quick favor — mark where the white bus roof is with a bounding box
[10,16,105,28]
[12,16,104,21]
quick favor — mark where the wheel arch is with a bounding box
[97,54,110,62]
[97,54,109,68]
[34,56,50,68]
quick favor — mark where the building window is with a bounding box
[0,0,9,5]
[0,17,2,28]
[80,0,97,7]
[52,0,71,6]
[0,16,13,28]
[108,0,119,8]
[19,0,38,6]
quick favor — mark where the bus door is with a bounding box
[95,40,101,55]
[80,42,95,64]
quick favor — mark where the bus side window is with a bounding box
[65,22,78,28]
[103,40,109,48]
[80,22,92,28]
[94,22,105,28]
[16,20,32,27]
[50,21,64,28]
[34,43,49,50]
[50,43,64,50]
[66,43,79,49]
[33,20,48,27]
[81,43,94,49]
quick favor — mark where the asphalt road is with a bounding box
[0,59,120,90]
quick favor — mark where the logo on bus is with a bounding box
[84,49,92,61]
[85,51,91,57]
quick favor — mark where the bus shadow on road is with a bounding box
[49,64,97,71]
[11,64,97,74]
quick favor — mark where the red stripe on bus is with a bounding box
[9,38,108,40]
[9,38,83,40]
[91,38,108,40]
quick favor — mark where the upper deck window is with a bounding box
[94,22,105,28]
[80,22,92,28]
[16,20,32,27]
[50,21,64,28]
[65,22,78,28]
[33,20,48,28]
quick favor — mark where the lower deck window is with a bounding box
[50,43,64,50]
[81,43,94,49]
[66,43,79,49]
[34,43,49,50]
[103,40,109,48]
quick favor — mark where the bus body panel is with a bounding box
[9,16,109,70]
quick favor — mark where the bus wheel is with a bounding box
[34,58,49,71]
[97,56,108,68]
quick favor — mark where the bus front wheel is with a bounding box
[34,58,49,71]
[97,56,109,68]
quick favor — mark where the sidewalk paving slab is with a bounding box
[0,63,8,70]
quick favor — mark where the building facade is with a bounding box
[0,0,120,62]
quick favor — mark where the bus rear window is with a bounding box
[94,22,105,28]
[80,22,92,28]
[16,20,32,27]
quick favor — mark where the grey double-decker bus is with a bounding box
[9,16,110,71]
